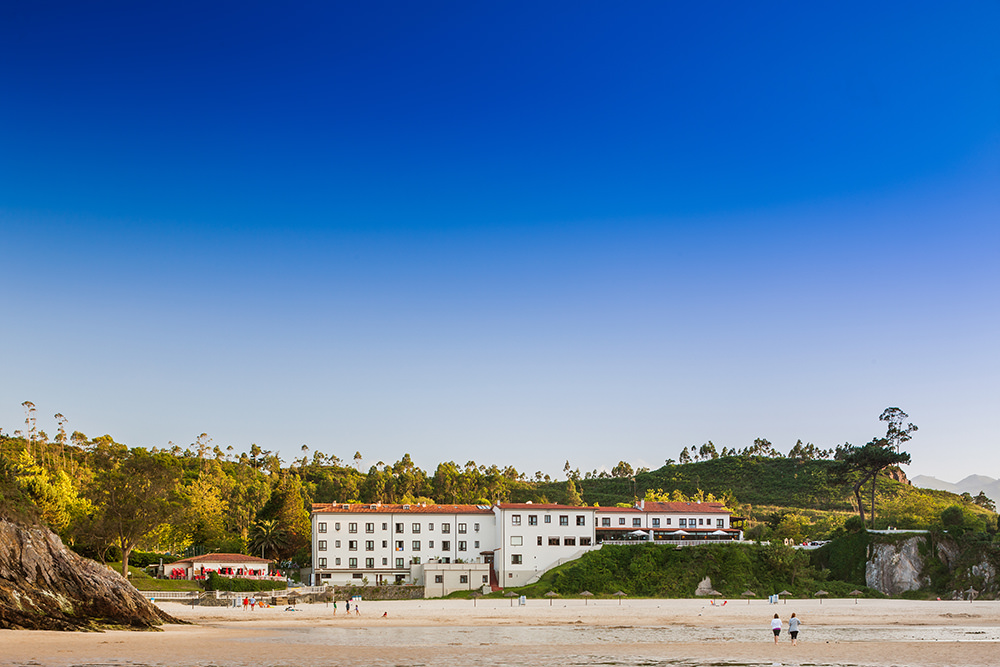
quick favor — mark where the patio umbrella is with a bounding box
[778,590,792,604]
[580,591,594,605]
[471,591,482,607]
[544,591,560,606]
[849,590,863,604]
[711,530,728,536]
[672,529,690,535]
[741,590,756,605]
[613,591,627,605]
[505,591,519,607]
[814,590,829,604]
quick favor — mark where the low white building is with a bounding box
[493,503,598,587]
[596,500,741,542]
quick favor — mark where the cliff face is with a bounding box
[865,537,925,595]
[0,518,181,630]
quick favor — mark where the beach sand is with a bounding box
[2,597,997,666]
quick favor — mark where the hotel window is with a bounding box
[349,523,357,533]
[412,541,421,551]
[318,522,327,533]
[474,523,480,532]
[429,541,434,549]
[679,519,687,527]
[652,518,660,527]
[349,558,357,568]
[537,536,543,545]
[428,523,434,531]
[396,558,404,568]
[511,554,523,564]
[318,540,327,551]
[442,523,451,533]
[511,515,521,526]
[576,515,586,526]
[395,540,404,550]
[559,515,568,526]
[618,518,626,525]
[544,515,551,523]
[690,518,696,526]
[458,541,467,551]
[548,537,560,546]
[382,523,388,531]
[412,523,421,533]
[482,575,489,583]
[528,515,537,525]
[510,536,523,546]
[458,523,467,534]
[699,518,704,526]
[460,575,468,584]
[717,519,725,527]
[335,522,341,531]
[353,573,363,579]
[366,558,374,568]
[365,540,374,551]
[412,557,420,565]
[348,540,357,551]
[335,540,341,548]
[434,575,444,584]
[335,558,341,565]
[318,557,327,567]
[442,540,450,551]
[396,523,404,533]
[633,518,642,527]
[382,540,388,548]
[474,541,479,549]
[602,517,611,527]
[580,537,592,546]
[366,523,375,533]
[666,518,671,525]
[564,537,576,546]
[382,558,388,565]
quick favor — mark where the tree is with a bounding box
[88,444,181,577]
[249,518,287,560]
[835,440,910,527]
[611,461,634,478]
[565,479,583,506]
[972,491,996,512]
[879,407,917,453]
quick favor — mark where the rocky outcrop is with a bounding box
[694,576,715,596]
[865,537,925,595]
[0,518,182,630]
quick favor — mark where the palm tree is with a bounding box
[249,519,288,560]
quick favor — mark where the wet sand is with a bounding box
[2,598,998,666]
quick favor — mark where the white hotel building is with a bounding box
[311,500,740,590]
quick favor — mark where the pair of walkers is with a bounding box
[770,613,800,645]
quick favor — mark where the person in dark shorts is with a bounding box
[788,612,800,645]
[770,613,782,643]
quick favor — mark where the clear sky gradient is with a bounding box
[2,2,998,483]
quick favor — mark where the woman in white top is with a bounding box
[770,613,782,644]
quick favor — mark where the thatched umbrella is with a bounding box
[471,591,482,607]
[580,591,594,605]
[814,590,829,604]
[544,591,560,606]
[613,591,627,605]
[741,590,756,605]
[966,587,979,603]
[849,590,863,604]
[505,591,519,607]
[778,590,792,605]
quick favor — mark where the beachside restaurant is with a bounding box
[597,528,742,545]
[163,553,282,581]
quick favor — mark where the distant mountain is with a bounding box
[911,474,1000,503]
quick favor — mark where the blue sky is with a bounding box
[2,2,998,483]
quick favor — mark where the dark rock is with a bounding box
[0,518,184,630]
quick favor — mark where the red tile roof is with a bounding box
[638,501,728,514]
[167,553,271,566]
[311,503,493,515]
[496,503,595,511]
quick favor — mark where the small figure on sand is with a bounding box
[770,613,782,644]
[788,612,800,645]
[242,597,249,611]
[382,611,388,618]
[250,596,257,611]
[332,599,337,615]
[345,600,350,614]
[355,603,360,615]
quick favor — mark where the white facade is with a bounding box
[311,500,738,589]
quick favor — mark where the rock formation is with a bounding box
[865,537,925,595]
[0,518,182,630]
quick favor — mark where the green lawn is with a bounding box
[106,562,200,591]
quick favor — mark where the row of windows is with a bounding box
[317,521,479,534]
[509,535,592,547]
[433,574,488,585]
[510,514,587,526]
[599,517,726,528]
[317,556,436,569]
[317,539,479,552]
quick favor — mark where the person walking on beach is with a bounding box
[770,613,782,644]
[250,596,257,611]
[332,599,337,615]
[345,600,350,614]
[242,597,249,611]
[788,613,800,646]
